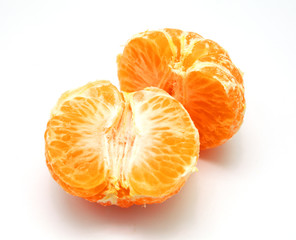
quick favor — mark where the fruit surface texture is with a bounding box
[117,28,245,149]
[45,81,199,207]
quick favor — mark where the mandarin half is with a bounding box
[117,28,246,149]
[45,81,199,207]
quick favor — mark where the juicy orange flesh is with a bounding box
[45,81,199,207]
[129,90,198,196]
[117,28,245,149]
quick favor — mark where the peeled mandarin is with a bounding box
[45,80,199,207]
[117,28,245,149]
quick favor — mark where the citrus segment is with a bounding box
[127,88,198,197]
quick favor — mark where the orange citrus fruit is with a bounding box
[117,28,246,150]
[45,81,199,207]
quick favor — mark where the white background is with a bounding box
[1,0,296,239]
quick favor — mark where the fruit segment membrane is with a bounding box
[45,81,199,207]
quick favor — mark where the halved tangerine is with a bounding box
[45,81,199,207]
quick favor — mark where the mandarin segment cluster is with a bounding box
[45,28,245,207]
[117,28,245,149]
[45,81,199,207]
